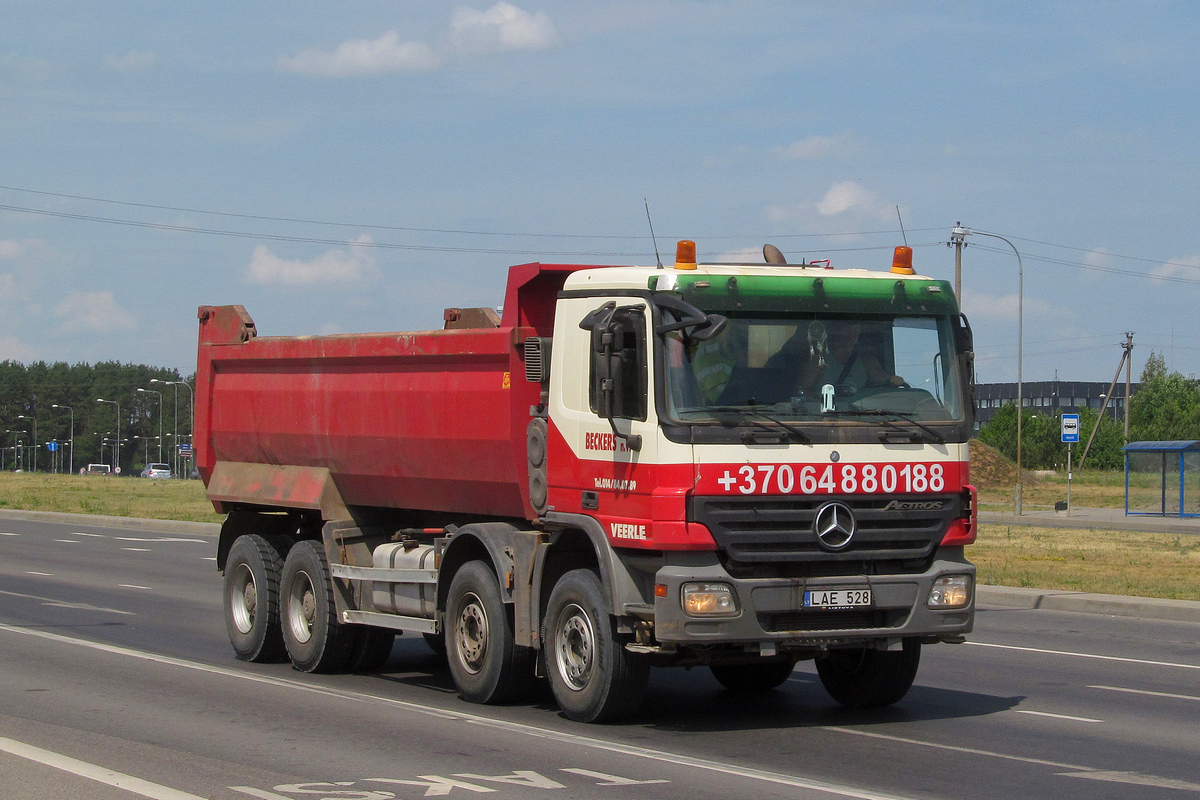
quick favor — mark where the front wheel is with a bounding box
[815,639,921,708]
[445,561,534,704]
[710,659,798,692]
[544,569,649,723]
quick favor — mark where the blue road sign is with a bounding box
[1061,413,1080,443]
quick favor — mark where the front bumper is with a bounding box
[650,548,974,647]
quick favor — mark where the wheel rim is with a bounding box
[229,563,256,635]
[285,568,316,645]
[554,603,595,691]
[455,592,488,674]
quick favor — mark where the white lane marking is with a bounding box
[202,557,217,562]
[0,588,134,616]
[1090,684,1200,702]
[54,539,80,544]
[967,641,1200,671]
[0,531,20,536]
[0,623,917,800]
[120,584,152,590]
[832,725,1200,790]
[1014,710,1103,723]
[1056,769,1200,791]
[0,736,210,800]
[560,768,669,785]
[72,532,105,537]
[24,571,52,576]
[113,537,206,543]
[123,548,152,552]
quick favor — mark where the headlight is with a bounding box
[681,582,740,617]
[928,575,972,608]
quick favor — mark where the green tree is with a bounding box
[1128,350,1200,442]
[979,403,1124,470]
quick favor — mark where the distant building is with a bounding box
[974,380,1138,432]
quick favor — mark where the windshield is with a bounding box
[664,312,965,425]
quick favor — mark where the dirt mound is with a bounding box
[969,439,1022,488]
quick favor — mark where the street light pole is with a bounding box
[96,399,121,474]
[16,415,36,472]
[955,225,1025,515]
[137,388,164,463]
[152,378,193,477]
[51,404,74,475]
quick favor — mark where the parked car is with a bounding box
[140,463,172,479]
[84,463,111,475]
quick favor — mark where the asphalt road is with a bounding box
[1,515,1198,800]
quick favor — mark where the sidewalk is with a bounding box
[980,505,1200,535]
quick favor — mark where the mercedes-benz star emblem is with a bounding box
[813,502,856,551]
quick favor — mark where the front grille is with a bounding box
[760,609,906,633]
[691,493,961,574]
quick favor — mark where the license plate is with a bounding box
[803,588,872,609]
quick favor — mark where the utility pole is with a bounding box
[948,222,967,302]
[1123,331,1133,441]
[1079,332,1133,468]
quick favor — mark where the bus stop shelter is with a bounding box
[1124,440,1200,517]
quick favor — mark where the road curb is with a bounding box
[0,508,219,536]
[977,585,1200,624]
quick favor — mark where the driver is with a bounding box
[791,320,904,399]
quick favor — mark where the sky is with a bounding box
[3,1,1199,384]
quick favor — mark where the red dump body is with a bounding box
[195,261,589,520]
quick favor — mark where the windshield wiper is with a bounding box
[693,405,811,443]
[823,409,946,444]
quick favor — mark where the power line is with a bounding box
[0,183,940,243]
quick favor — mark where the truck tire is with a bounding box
[279,540,356,673]
[446,561,534,704]
[544,569,649,723]
[815,639,921,708]
[347,627,396,672]
[223,534,288,663]
[710,659,798,692]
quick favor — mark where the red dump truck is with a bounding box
[198,240,977,722]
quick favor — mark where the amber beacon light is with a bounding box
[891,245,914,275]
[674,240,698,270]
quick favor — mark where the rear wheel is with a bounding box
[223,534,288,663]
[710,659,798,692]
[815,639,921,708]
[544,569,649,723]
[446,561,534,704]
[280,540,357,673]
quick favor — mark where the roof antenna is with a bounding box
[896,205,909,247]
[645,198,663,268]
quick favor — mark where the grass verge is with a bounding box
[0,472,222,524]
[973,523,1200,601]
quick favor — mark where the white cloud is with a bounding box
[0,240,26,260]
[816,181,889,218]
[277,32,440,77]
[103,50,158,74]
[1151,255,1200,281]
[777,134,856,160]
[766,181,896,230]
[278,3,558,78]
[0,334,36,361]
[450,2,560,54]
[53,291,138,335]
[246,236,379,287]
